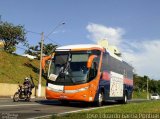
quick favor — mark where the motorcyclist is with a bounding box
[23,77,34,96]
[13,76,35,102]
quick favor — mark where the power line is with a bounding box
[46,22,65,38]
[26,30,41,35]
[25,20,66,47]
[26,29,62,46]
[44,21,65,47]
[44,36,62,46]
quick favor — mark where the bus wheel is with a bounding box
[121,92,128,104]
[123,92,128,104]
[117,92,128,104]
[96,91,104,107]
[124,93,128,104]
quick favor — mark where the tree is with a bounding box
[25,42,57,59]
[133,74,160,94]
[149,79,159,93]
[133,74,147,91]
[0,21,26,53]
[43,43,57,55]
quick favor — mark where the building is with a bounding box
[22,54,37,59]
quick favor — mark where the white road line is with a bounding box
[0,103,40,107]
[28,105,120,119]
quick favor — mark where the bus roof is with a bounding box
[55,44,133,69]
[56,44,104,51]
[56,44,123,61]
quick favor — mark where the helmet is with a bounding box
[25,77,29,81]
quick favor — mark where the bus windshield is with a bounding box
[48,52,89,85]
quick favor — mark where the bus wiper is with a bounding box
[58,53,71,78]
[62,53,71,74]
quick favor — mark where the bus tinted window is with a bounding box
[101,52,133,79]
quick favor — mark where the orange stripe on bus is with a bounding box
[124,78,133,85]
[102,71,110,81]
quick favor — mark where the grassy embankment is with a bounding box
[52,101,160,119]
[0,51,46,86]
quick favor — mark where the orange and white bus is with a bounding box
[43,44,133,106]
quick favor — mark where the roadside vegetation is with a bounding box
[52,101,160,119]
[133,91,148,99]
[0,20,55,86]
[0,21,27,53]
[133,74,160,98]
[0,51,46,86]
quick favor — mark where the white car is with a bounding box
[151,93,159,100]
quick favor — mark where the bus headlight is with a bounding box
[65,86,89,93]
[77,86,89,92]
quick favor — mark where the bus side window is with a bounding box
[101,53,110,72]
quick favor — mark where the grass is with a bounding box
[51,101,160,119]
[0,51,46,86]
[132,91,148,99]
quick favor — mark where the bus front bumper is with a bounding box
[46,87,94,102]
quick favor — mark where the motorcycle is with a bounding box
[13,84,31,102]
[13,76,35,102]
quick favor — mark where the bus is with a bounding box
[42,44,133,106]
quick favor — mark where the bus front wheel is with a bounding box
[95,91,104,107]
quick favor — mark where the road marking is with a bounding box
[0,103,40,107]
[28,105,120,119]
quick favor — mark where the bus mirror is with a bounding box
[42,55,52,71]
[87,55,97,68]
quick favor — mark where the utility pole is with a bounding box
[38,32,44,97]
[147,76,149,100]
[37,22,65,97]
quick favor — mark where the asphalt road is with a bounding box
[0,98,149,119]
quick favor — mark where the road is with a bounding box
[0,98,149,119]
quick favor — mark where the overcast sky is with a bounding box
[1,0,160,79]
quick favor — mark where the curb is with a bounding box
[0,96,46,100]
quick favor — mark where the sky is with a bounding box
[1,0,160,79]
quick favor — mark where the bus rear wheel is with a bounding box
[124,93,128,104]
[118,92,128,104]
